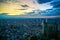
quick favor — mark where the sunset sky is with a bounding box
[0,0,53,15]
[0,0,60,18]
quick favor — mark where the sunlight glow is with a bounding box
[0,0,53,16]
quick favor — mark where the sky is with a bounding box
[0,0,60,18]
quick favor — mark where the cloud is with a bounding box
[51,1,60,8]
[22,7,60,16]
[0,0,3,2]
[0,13,7,15]
[37,0,52,4]
[0,0,7,3]
[21,4,29,7]
[17,9,27,10]
[53,0,60,2]
[19,4,29,10]
[0,0,20,3]
[0,0,53,15]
